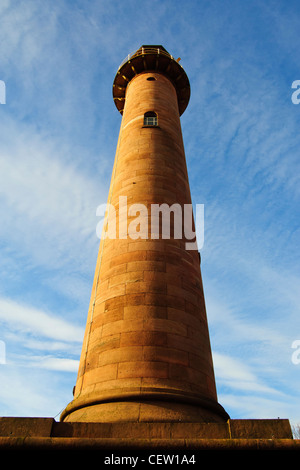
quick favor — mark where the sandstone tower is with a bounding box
[60,45,229,423]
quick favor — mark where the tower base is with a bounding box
[60,389,229,424]
[0,417,298,456]
[61,400,228,424]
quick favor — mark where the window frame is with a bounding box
[143,111,158,127]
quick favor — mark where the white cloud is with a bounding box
[25,356,79,372]
[219,393,299,422]
[206,292,286,349]
[21,339,78,352]
[0,365,73,417]
[0,117,105,272]
[213,352,281,395]
[0,297,84,342]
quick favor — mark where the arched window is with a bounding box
[144,111,158,126]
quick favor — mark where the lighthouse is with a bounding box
[0,47,294,451]
[60,45,229,423]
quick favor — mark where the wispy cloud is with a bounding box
[0,118,105,272]
[219,393,297,421]
[0,295,82,416]
[0,295,81,415]
[0,297,84,342]
[0,365,73,417]
[20,356,79,373]
[213,352,282,395]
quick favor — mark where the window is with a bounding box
[144,111,158,126]
[147,77,156,81]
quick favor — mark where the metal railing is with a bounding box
[118,47,174,70]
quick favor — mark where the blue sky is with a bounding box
[0,0,299,425]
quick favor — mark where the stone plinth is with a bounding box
[0,417,298,454]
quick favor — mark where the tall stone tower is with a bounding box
[60,45,229,423]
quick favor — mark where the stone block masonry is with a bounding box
[60,47,228,424]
